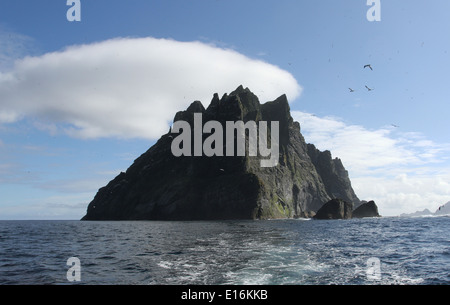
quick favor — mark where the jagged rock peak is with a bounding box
[187,100,205,113]
[82,86,361,221]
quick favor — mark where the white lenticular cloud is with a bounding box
[0,37,302,140]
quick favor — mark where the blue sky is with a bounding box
[1,0,450,219]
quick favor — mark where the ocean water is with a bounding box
[0,216,448,285]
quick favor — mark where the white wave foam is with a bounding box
[157,261,172,269]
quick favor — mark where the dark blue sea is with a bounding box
[0,216,448,285]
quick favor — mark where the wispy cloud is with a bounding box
[0,36,302,140]
[36,176,115,194]
[293,112,449,173]
[0,163,15,176]
[0,28,36,70]
[0,198,89,220]
[352,173,450,217]
[0,162,37,184]
[292,111,450,215]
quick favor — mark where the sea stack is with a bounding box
[82,86,361,220]
[352,200,381,218]
[313,199,353,220]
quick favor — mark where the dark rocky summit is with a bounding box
[82,86,362,221]
[352,200,381,218]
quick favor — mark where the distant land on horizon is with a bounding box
[399,201,450,217]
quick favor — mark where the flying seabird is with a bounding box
[349,88,355,92]
[365,85,374,91]
[364,64,373,70]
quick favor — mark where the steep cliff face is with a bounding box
[307,144,361,209]
[82,86,360,220]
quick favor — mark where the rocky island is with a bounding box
[82,86,379,221]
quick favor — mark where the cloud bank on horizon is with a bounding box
[293,112,450,216]
[0,36,301,140]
